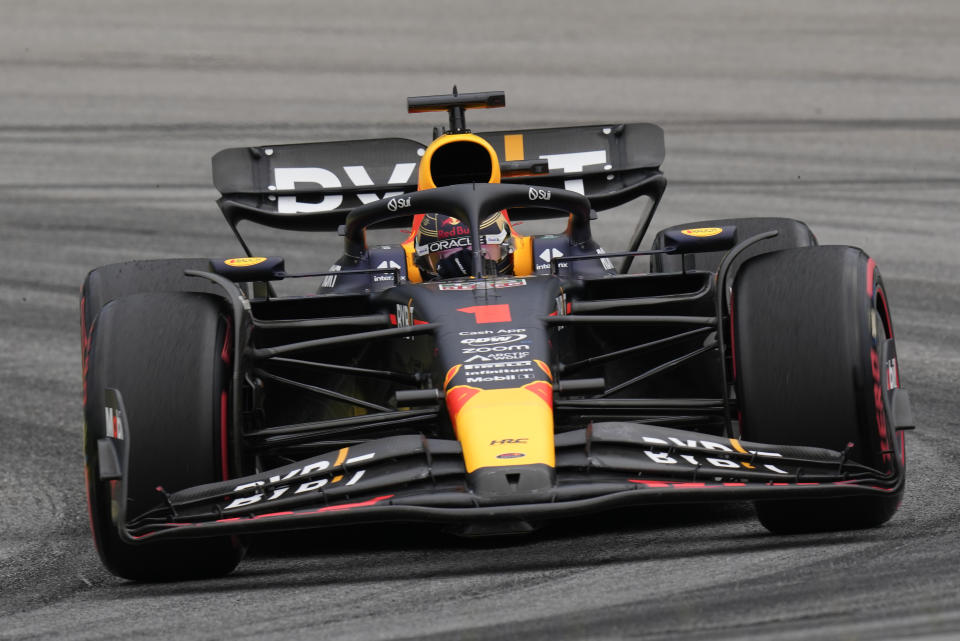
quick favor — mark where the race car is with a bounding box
[81,89,914,581]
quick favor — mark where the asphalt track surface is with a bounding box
[1,2,959,639]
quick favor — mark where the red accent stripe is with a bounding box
[875,287,903,465]
[629,480,672,487]
[313,495,393,512]
[81,296,90,406]
[220,317,232,480]
[401,214,426,245]
[209,495,395,526]
[80,296,87,353]
[523,381,553,408]
[629,480,748,489]
[458,304,512,324]
[832,481,898,492]
[866,258,876,296]
[254,511,295,520]
[220,317,232,365]
[445,386,482,416]
[443,365,463,389]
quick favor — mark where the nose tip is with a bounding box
[468,463,556,499]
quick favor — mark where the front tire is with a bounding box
[83,292,243,580]
[81,258,224,346]
[733,246,903,533]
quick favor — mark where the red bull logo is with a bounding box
[437,224,471,240]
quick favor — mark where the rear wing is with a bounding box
[212,123,666,233]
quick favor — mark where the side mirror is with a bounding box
[211,256,285,281]
[662,226,737,254]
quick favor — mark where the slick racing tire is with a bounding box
[81,258,224,347]
[83,292,243,580]
[733,246,904,533]
[650,217,816,274]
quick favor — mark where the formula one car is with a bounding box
[82,90,913,581]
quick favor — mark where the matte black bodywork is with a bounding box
[82,99,911,550]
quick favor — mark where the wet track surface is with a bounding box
[1,2,959,639]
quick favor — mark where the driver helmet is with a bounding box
[414,211,513,279]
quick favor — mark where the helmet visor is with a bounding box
[435,243,503,261]
[426,237,512,273]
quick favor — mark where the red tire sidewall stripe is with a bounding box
[866,260,894,469]
[875,283,904,467]
[220,316,232,481]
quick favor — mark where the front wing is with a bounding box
[104,415,904,543]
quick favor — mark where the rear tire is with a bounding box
[733,246,903,533]
[83,292,243,580]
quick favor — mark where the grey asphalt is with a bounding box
[1,2,958,639]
